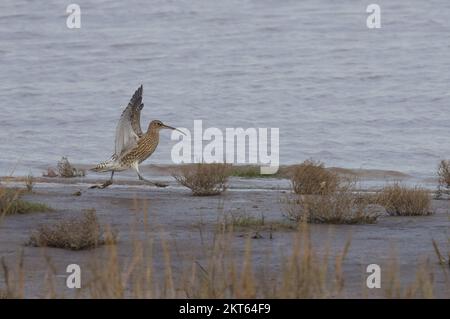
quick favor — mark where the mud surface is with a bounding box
[0,177,449,298]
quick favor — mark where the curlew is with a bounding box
[90,85,184,189]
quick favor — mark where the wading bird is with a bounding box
[90,85,184,189]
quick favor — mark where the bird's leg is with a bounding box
[90,171,114,189]
[104,171,114,187]
[133,164,167,188]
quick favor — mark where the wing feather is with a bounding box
[114,85,144,157]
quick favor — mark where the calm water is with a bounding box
[1,0,450,177]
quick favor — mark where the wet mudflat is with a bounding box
[0,177,449,298]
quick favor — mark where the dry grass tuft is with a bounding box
[289,160,339,195]
[0,253,24,299]
[376,184,432,216]
[57,157,85,178]
[283,180,380,224]
[27,209,116,250]
[76,223,351,298]
[436,160,450,198]
[225,212,265,228]
[0,187,50,216]
[173,163,231,196]
[276,226,351,298]
[382,254,438,299]
[25,174,34,192]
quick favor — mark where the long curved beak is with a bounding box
[163,124,186,135]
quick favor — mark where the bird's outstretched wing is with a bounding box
[114,85,145,157]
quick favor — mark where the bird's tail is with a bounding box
[90,156,118,173]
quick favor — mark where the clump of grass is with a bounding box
[289,160,339,195]
[283,180,380,224]
[25,174,34,192]
[6,200,50,216]
[0,187,50,216]
[57,157,85,178]
[1,204,448,298]
[376,183,432,216]
[436,160,450,198]
[226,212,265,228]
[27,209,116,250]
[173,163,231,196]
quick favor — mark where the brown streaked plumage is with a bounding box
[90,86,185,189]
[120,122,159,166]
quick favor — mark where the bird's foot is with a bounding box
[154,182,168,188]
[137,174,168,187]
[139,178,168,188]
[90,180,113,189]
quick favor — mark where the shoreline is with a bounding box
[0,163,439,192]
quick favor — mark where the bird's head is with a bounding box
[148,120,185,135]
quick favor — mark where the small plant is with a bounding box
[225,212,265,228]
[57,157,85,178]
[289,160,339,195]
[173,163,231,196]
[27,209,116,250]
[283,181,380,224]
[376,184,432,216]
[0,187,50,216]
[25,174,34,192]
[436,160,450,198]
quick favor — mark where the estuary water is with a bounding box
[1,0,450,178]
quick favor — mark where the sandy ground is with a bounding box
[0,174,449,298]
